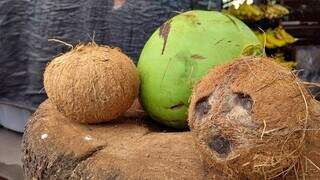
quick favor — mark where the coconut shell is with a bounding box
[44,43,139,123]
[188,57,314,179]
[22,100,226,180]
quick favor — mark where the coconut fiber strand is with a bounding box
[44,43,139,123]
[188,56,320,179]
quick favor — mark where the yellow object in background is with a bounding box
[275,26,296,44]
[264,4,290,19]
[226,3,290,21]
[274,53,297,70]
[254,26,296,49]
[225,3,264,21]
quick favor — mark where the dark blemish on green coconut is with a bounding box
[169,102,185,110]
[191,54,206,60]
[208,135,231,156]
[214,39,224,45]
[183,12,200,26]
[159,21,172,55]
[224,14,240,31]
[183,12,197,19]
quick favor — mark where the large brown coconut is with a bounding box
[44,43,139,123]
[188,57,313,179]
[22,100,225,180]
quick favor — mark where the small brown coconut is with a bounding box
[188,56,314,179]
[44,43,140,123]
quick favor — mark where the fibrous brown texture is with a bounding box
[188,57,316,179]
[22,101,225,180]
[44,43,139,123]
[279,100,320,180]
[295,100,320,179]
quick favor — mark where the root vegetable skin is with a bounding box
[44,43,139,123]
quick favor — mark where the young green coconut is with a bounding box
[138,10,262,129]
[188,57,316,179]
[44,43,140,124]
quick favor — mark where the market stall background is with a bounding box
[1,0,319,113]
[0,0,319,179]
[0,0,193,111]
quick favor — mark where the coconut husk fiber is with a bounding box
[188,56,319,179]
[292,99,320,179]
[276,100,320,180]
[22,100,226,180]
[44,43,139,124]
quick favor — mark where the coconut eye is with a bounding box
[224,92,256,129]
[234,92,252,111]
[195,96,211,119]
[208,135,231,157]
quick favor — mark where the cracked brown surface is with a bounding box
[22,101,225,180]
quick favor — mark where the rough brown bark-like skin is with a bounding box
[281,100,320,180]
[188,57,320,179]
[188,57,309,179]
[22,101,225,180]
[44,43,140,124]
[298,100,320,179]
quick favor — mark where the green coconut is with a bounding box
[138,10,262,129]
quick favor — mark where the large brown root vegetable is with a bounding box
[22,101,224,180]
[44,43,139,124]
[188,57,320,179]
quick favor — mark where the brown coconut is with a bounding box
[277,100,320,180]
[44,43,139,123]
[22,100,225,180]
[289,99,320,179]
[188,57,315,179]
